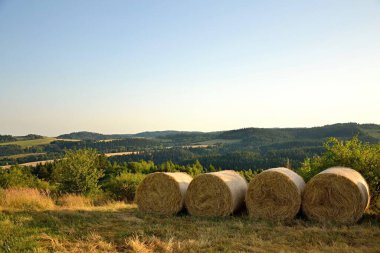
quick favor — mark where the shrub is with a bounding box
[0,165,53,192]
[52,149,104,195]
[0,188,55,211]
[0,165,39,188]
[103,172,145,201]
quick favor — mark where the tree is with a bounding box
[208,164,216,172]
[188,160,203,176]
[53,149,104,195]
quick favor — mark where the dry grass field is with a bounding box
[0,188,379,253]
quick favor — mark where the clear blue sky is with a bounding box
[1,0,379,136]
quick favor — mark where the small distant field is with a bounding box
[0,137,79,147]
[194,139,241,145]
[96,139,115,143]
[104,151,140,157]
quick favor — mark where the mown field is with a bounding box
[1,203,380,253]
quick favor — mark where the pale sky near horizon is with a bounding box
[1,0,380,136]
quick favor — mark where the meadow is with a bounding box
[0,189,379,253]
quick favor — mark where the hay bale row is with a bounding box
[135,167,370,224]
[135,170,247,216]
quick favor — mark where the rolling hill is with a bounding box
[1,123,380,168]
[57,130,203,140]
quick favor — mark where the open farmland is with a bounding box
[0,203,379,253]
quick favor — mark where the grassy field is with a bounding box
[0,138,79,147]
[1,203,379,252]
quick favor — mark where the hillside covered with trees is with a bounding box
[1,123,380,169]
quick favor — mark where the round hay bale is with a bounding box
[246,167,305,220]
[302,167,370,224]
[135,172,193,215]
[185,170,248,216]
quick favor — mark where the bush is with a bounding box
[299,137,380,209]
[0,165,52,192]
[0,188,55,211]
[52,149,104,195]
[103,172,145,201]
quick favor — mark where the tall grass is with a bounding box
[56,194,93,209]
[0,188,55,211]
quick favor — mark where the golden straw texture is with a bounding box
[135,172,193,215]
[246,167,305,220]
[302,167,370,224]
[185,170,247,216]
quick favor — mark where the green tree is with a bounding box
[159,160,176,172]
[53,149,104,195]
[208,164,216,172]
[188,160,204,176]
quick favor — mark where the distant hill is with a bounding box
[15,134,44,141]
[215,123,380,143]
[57,131,114,140]
[57,123,380,149]
[134,130,202,138]
[2,123,380,168]
[57,130,203,140]
[57,123,380,143]
[0,134,44,143]
[0,135,17,143]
